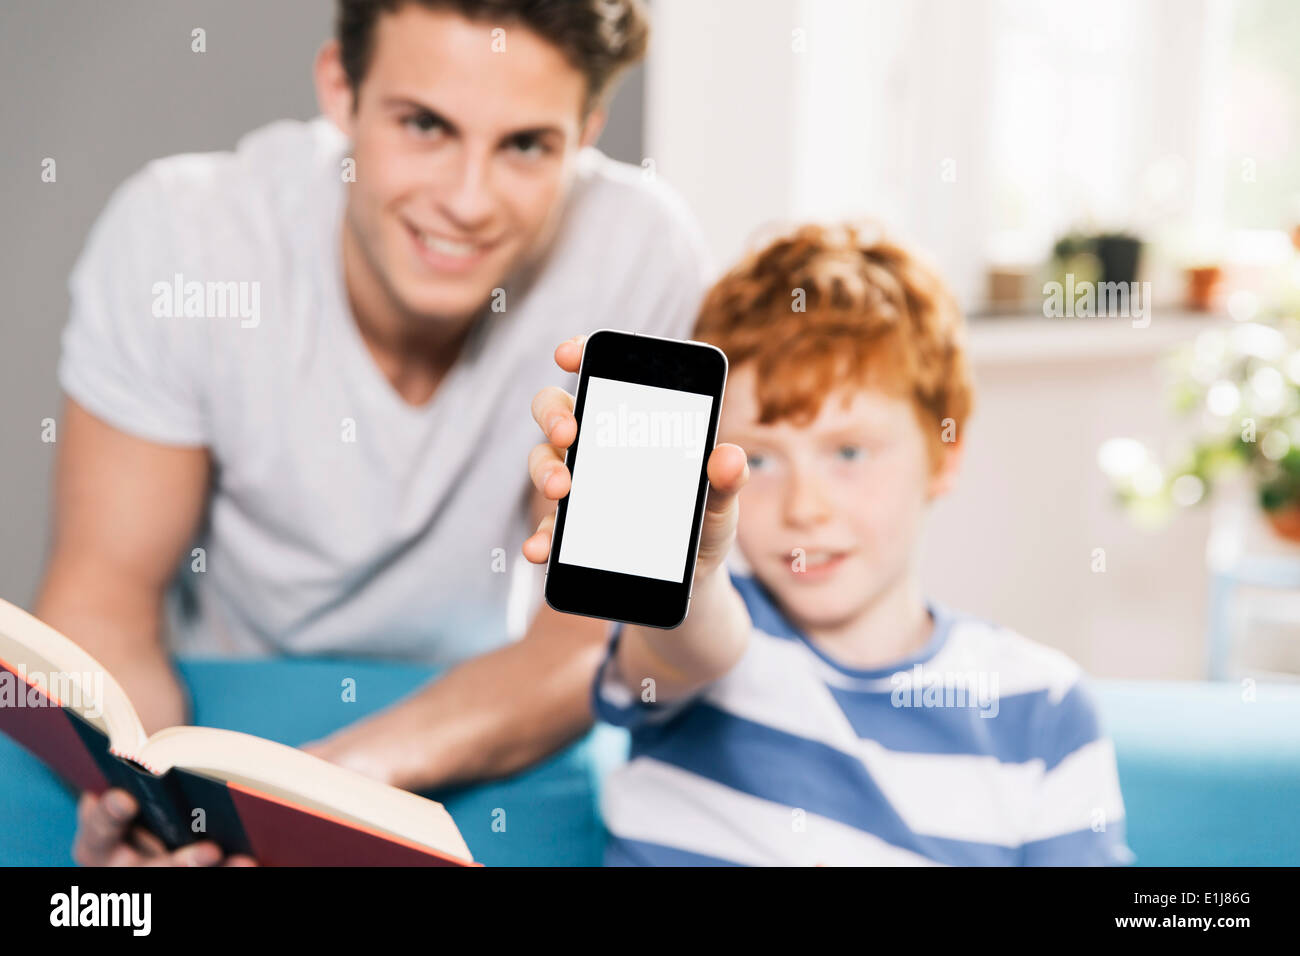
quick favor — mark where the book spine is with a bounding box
[57,710,194,850]
[172,768,255,857]
[106,755,193,850]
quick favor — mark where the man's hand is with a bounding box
[73,790,256,867]
[39,398,215,866]
[299,735,403,786]
[522,335,750,577]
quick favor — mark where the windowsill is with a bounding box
[965,310,1229,364]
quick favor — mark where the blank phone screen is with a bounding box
[558,376,715,582]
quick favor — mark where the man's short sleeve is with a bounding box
[616,186,713,344]
[58,167,209,446]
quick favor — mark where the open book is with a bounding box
[0,598,476,866]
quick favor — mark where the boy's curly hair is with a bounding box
[693,224,973,467]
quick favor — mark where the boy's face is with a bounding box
[320,5,599,321]
[719,364,959,633]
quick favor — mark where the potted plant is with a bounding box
[1184,263,1224,312]
[1093,232,1143,287]
[1051,229,1143,288]
[1100,303,1300,540]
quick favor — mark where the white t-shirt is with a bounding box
[58,117,710,664]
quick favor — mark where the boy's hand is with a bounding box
[523,335,749,583]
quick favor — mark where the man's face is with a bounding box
[334,6,594,321]
[720,364,955,633]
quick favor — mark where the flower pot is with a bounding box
[987,268,1030,309]
[1266,505,1300,543]
[1184,266,1223,312]
[1094,234,1142,286]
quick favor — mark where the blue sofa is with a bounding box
[1,658,1297,865]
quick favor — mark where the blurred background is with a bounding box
[3,0,1299,682]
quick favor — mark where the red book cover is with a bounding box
[0,653,478,867]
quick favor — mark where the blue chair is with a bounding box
[2,658,1297,865]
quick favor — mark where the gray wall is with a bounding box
[0,1,644,606]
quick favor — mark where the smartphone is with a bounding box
[544,329,728,628]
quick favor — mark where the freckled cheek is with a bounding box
[734,482,785,561]
[829,471,917,546]
[866,488,929,557]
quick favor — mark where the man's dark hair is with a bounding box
[336,0,650,114]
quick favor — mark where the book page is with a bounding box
[0,598,144,749]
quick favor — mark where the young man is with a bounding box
[525,225,1133,865]
[48,0,709,865]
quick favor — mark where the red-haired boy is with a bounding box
[525,225,1131,866]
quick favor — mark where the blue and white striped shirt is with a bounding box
[593,573,1133,866]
